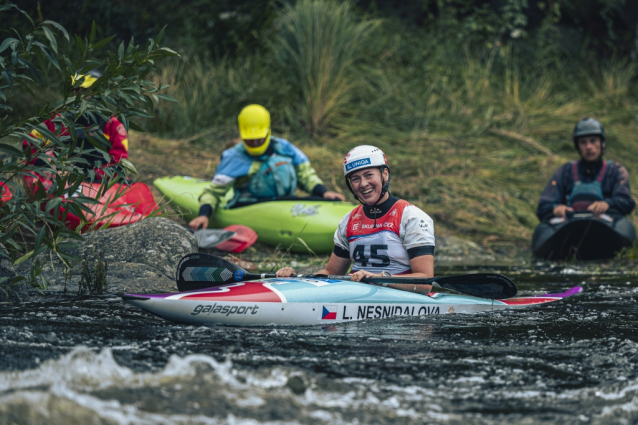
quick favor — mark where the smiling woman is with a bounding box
[276,145,436,293]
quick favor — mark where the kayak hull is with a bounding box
[24,175,159,231]
[154,176,356,253]
[532,213,636,260]
[0,182,11,206]
[124,278,581,326]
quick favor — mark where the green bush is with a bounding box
[0,2,178,296]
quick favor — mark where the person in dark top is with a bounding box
[536,118,635,222]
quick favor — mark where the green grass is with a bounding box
[141,0,638,251]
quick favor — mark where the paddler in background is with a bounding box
[189,104,345,230]
[23,69,131,180]
[276,145,435,294]
[535,118,635,222]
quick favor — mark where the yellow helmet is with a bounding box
[72,69,102,88]
[238,104,271,156]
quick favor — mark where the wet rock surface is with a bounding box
[13,217,197,298]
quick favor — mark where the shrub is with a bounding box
[0,2,178,296]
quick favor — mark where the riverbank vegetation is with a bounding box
[138,0,638,253]
[7,0,638,255]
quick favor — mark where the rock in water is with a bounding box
[14,217,198,297]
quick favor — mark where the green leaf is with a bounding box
[156,25,166,46]
[43,20,69,42]
[119,158,137,175]
[127,36,135,54]
[75,34,85,57]
[91,35,115,50]
[127,120,146,132]
[34,42,61,71]
[13,250,34,266]
[156,94,178,102]
[1,70,13,87]
[34,226,45,251]
[0,38,19,54]
[0,143,23,156]
[42,25,58,54]
[158,47,179,56]
[20,58,44,85]
[89,21,97,44]
[56,241,79,250]
[117,41,125,61]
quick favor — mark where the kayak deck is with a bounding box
[124,279,582,326]
[153,176,356,253]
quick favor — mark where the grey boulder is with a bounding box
[14,217,197,297]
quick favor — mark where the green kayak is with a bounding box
[154,176,356,254]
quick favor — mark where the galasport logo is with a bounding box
[191,304,260,316]
[352,222,360,231]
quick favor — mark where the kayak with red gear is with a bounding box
[21,69,159,231]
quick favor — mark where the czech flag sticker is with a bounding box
[322,305,337,320]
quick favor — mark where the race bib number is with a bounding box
[352,244,390,267]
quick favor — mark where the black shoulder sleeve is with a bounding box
[333,245,350,258]
[198,204,213,218]
[312,184,328,197]
[407,246,434,259]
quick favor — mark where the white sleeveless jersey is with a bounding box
[334,200,435,274]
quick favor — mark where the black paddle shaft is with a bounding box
[175,253,517,299]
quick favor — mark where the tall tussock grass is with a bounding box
[269,0,378,134]
[148,2,638,248]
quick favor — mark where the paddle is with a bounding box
[176,253,517,299]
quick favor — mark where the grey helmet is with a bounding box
[573,118,605,149]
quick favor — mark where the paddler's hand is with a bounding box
[276,267,296,277]
[323,191,345,201]
[350,270,382,282]
[189,215,209,230]
[588,201,609,215]
[553,204,573,218]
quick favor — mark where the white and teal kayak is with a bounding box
[123,279,582,326]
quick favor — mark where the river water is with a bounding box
[1,264,638,424]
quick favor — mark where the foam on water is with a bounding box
[3,344,638,424]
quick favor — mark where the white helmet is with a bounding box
[343,145,388,176]
[343,145,390,203]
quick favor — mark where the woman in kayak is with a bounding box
[189,104,344,230]
[276,145,435,293]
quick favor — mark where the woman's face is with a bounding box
[348,167,388,205]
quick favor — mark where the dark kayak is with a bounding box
[532,212,636,260]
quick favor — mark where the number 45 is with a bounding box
[353,244,390,267]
